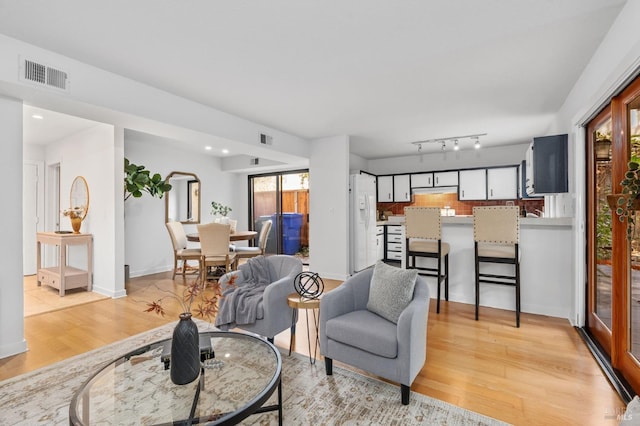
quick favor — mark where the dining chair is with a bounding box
[233,220,272,260]
[197,222,237,285]
[165,221,201,280]
[473,206,521,327]
[404,207,449,313]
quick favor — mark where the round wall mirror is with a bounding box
[70,176,90,220]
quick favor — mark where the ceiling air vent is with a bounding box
[260,133,273,145]
[22,59,69,91]
[250,158,260,165]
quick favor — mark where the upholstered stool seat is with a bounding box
[476,243,518,259]
[404,206,450,313]
[408,240,450,256]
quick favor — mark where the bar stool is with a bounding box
[473,206,521,327]
[404,206,449,313]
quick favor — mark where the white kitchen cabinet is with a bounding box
[376,234,385,260]
[376,226,384,260]
[393,174,411,202]
[434,171,458,187]
[385,225,404,262]
[377,176,393,202]
[410,173,433,188]
[487,166,518,200]
[459,169,487,200]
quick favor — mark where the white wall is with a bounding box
[349,153,369,174]
[0,34,309,166]
[367,143,529,175]
[553,0,640,326]
[309,135,350,280]
[45,124,123,297]
[124,131,243,277]
[0,95,26,358]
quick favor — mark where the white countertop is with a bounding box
[378,216,573,227]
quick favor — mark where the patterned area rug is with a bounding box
[0,321,509,425]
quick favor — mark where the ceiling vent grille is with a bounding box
[250,158,260,165]
[22,59,69,91]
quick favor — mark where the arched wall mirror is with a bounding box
[165,171,200,224]
[70,176,90,220]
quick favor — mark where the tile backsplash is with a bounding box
[378,193,544,217]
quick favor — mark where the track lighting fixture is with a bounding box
[411,133,487,153]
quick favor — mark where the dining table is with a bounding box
[186,230,257,242]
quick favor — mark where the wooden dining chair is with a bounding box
[233,220,272,259]
[165,221,201,280]
[197,222,237,285]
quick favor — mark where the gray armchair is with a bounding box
[217,255,302,342]
[319,267,430,405]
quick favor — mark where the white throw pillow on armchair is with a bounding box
[366,261,418,324]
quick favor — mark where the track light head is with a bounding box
[454,139,459,151]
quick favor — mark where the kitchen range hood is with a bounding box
[411,186,458,195]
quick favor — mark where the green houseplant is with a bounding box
[124,158,172,201]
[616,159,640,239]
[210,201,232,217]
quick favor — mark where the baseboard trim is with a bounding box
[576,327,635,404]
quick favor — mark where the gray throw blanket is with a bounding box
[214,256,272,330]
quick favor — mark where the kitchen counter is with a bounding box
[442,216,573,227]
[377,215,574,319]
[378,216,573,227]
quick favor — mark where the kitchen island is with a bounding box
[380,216,573,319]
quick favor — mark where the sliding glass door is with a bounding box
[248,170,309,264]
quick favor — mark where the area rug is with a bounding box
[0,321,509,425]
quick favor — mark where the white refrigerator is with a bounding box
[350,173,378,274]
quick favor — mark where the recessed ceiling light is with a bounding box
[205,146,212,150]
[31,114,43,120]
[221,149,229,154]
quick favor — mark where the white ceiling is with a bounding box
[2,0,627,159]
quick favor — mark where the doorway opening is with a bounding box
[248,170,309,265]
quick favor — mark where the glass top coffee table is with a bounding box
[69,331,282,425]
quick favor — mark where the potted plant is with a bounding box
[124,158,172,281]
[210,201,232,217]
[124,158,172,201]
[615,159,640,239]
[145,275,235,384]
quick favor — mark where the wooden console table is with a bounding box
[36,232,93,296]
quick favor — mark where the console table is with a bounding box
[69,331,282,425]
[36,232,92,297]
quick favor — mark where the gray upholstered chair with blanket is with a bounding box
[215,255,302,342]
[319,261,430,405]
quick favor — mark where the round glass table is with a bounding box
[69,331,282,425]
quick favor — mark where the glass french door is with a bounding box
[587,74,640,392]
[587,108,613,353]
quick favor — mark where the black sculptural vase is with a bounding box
[170,312,200,385]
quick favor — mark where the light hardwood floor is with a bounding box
[1,272,626,425]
